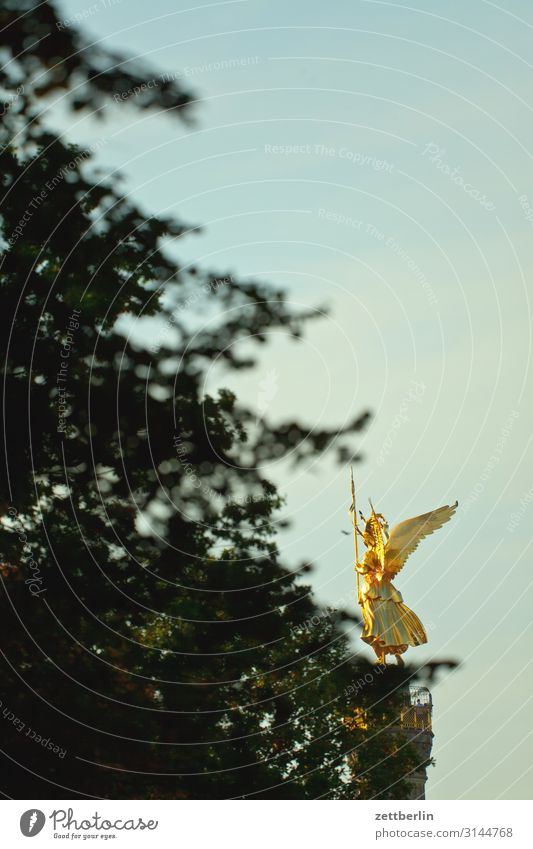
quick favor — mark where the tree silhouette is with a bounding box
[0,0,432,799]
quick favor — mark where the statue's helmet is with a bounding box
[364,510,388,546]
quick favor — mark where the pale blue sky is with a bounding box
[56,0,533,799]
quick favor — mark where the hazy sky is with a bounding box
[56,0,533,799]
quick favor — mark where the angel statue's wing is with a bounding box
[384,501,458,578]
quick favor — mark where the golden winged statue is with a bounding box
[349,472,457,665]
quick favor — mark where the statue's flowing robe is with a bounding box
[357,551,427,656]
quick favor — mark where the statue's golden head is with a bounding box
[362,509,389,548]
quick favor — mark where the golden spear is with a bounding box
[350,466,362,605]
